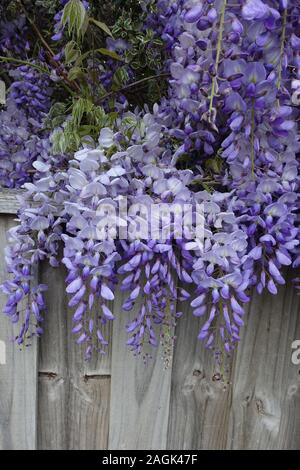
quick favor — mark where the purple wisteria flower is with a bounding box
[0,0,299,361]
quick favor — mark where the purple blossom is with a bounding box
[0,0,299,361]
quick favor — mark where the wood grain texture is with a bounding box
[0,190,22,214]
[37,262,111,450]
[109,288,173,450]
[227,269,300,450]
[167,286,235,450]
[0,216,38,450]
[167,272,300,450]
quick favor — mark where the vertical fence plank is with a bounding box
[167,289,235,450]
[168,272,300,450]
[109,290,173,450]
[227,269,300,450]
[37,262,111,450]
[0,216,38,450]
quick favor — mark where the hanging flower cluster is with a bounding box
[0,0,299,361]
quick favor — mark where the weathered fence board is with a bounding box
[109,289,173,450]
[228,270,300,450]
[0,190,22,214]
[0,191,299,450]
[167,272,300,450]
[167,290,235,450]
[38,262,111,450]
[0,215,38,450]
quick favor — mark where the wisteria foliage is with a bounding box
[0,0,299,362]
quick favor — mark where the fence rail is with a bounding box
[0,190,299,450]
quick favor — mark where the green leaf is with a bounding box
[81,9,89,38]
[108,112,118,121]
[44,102,67,129]
[0,80,6,105]
[112,66,129,90]
[51,129,66,154]
[72,97,93,125]
[62,0,87,40]
[122,116,137,127]
[78,125,93,135]
[89,18,113,37]
[75,48,122,66]
[205,157,223,174]
[64,40,80,64]
[95,48,122,61]
[68,66,83,81]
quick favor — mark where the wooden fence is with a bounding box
[0,190,299,450]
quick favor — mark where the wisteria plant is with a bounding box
[0,0,299,363]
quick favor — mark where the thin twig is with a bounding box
[0,56,49,74]
[0,56,74,95]
[18,0,81,93]
[19,1,56,57]
[98,72,170,102]
[208,0,227,121]
[250,99,255,179]
[277,7,287,91]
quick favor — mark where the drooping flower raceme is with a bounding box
[0,0,299,361]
